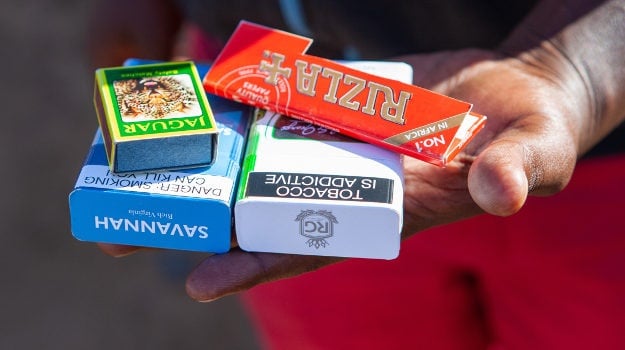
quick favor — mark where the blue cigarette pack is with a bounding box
[69,62,252,253]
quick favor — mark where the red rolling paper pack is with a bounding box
[203,21,486,166]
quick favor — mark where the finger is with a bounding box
[186,249,342,302]
[468,140,530,216]
[97,243,142,257]
[468,122,576,216]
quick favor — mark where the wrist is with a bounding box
[499,0,625,155]
[508,40,597,156]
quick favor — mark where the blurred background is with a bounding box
[0,1,260,348]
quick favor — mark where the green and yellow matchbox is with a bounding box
[94,61,218,173]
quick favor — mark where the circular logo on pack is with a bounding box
[295,209,338,248]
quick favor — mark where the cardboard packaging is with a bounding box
[204,21,487,167]
[70,63,252,253]
[234,61,410,260]
[95,61,219,173]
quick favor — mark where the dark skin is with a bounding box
[90,0,625,302]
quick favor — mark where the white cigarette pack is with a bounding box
[234,61,412,259]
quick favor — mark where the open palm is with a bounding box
[100,48,589,302]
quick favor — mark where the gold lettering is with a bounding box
[321,67,343,103]
[363,82,409,125]
[361,82,383,116]
[295,60,322,97]
[380,89,411,125]
[259,52,291,85]
[338,74,365,111]
[259,55,412,126]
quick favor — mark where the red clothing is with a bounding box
[241,154,625,350]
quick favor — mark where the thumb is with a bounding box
[467,140,530,216]
[186,250,341,302]
[467,127,576,216]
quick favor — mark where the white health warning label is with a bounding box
[75,165,233,201]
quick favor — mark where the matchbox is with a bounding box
[204,21,487,167]
[234,62,409,260]
[95,61,219,173]
[70,62,252,253]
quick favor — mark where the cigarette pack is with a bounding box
[234,61,409,260]
[70,62,252,253]
[204,21,487,167]
[95,61,219,173]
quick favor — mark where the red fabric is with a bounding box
[241,154,625,350]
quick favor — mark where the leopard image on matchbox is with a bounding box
[94,61,219,173]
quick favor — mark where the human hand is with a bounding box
[97,46,594,301]
[97,0,625,302]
